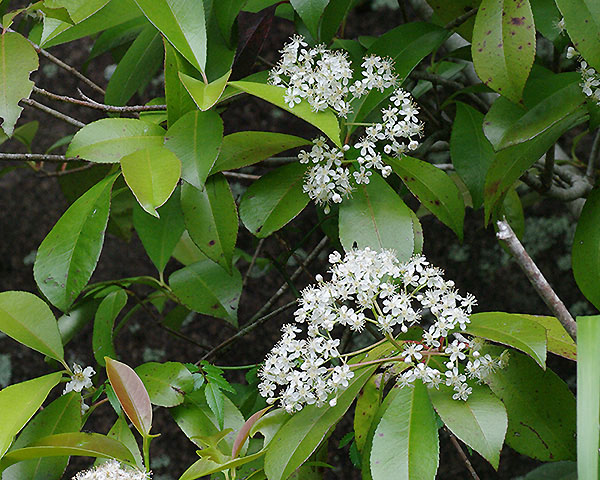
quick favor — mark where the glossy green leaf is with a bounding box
[169,259,242,326]
[0,433,135,472]
[572,188,600,311]
[214,0,246,45]
[354,373,383,453]
[205,382,225,430]
[104,23,163,106]
[370,382,439,480]
[165,110,223,190]
[2,392,81,480]
[319,0,354,43]
[465,312,547,367]
[211,132,309,174]
[483,110,586,221]
[0,32,38,136]
[106,416,143,469]
[0,291,64,363]
[347,22,448,127]
[133,0,206,72]
[482,96,525,150]
[576,315,600,479]
[67,119,166,163]
[105,358,153,437]
[339,171,414,261]
[135,362,194,407]
[484,347,576,461]
[172,231,208,266]
[471,0,535,102]
[239,162,309,238]
[232,407,271,459]
[164,40,198,127]
[450,102,500,209]
[429,383,506,469]
[290,0,330,39]
[388,155,465,240]
[264,366,376,480]
[44,0,110,23]
[228,81,341,147]
[181,176,238,272]
[498,186,525,239]
[179,70,231,111]
[0,373,63,459]
[555,0,600,70]
[34,174,118,312]
[92,289,127,366]
[121,146,181,217]
[520,461,577,480]
[179,450,267,480]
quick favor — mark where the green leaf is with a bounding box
[133,188,185,274]
[387,155,465,240]
[572,187,600,311]
[2,392,81,480]
[319,0,355,43]
[339,171,414,261]
[370,383,439,480]
[67,119,166,163]
[34,174,118,312]
[347,22,448,127]
[164,40,198,127]
[520,461,577,480]
[104,23,163,107]
[483,110,586,221]
[450,102,497,209]
[214,0,246,46]
[354,373,383,453]
[165,110,224,190]
[12,121,39,151]
[133,0,207,73]
[179,450,267,480]
[105,416,143,469]
[232,407,271,459]
[172,231,208,266]
[555,0,600,70]
[427,0,479,40]
[0,291,64,363]
[290,0,330,39]
[471,0,536,102]
[169,259,242,326]
[429,383,507,469]
[135,362,195,407]
[529,0,564,43]
[121,146,181,217]
[228,81,341,147]
[179,70,231,111]
[465,312,547,368]
[93,289,127,366]
[483,347,576,461]
[576,315,600,480]
[0,373,63,459]
[181,176,238,273]
[0,32,38,136]
[211,132,309,174]
[44,0,110,23]
[0,432,135,472]
[205,382,225,430]
[239,162,308,238]
[517,315,576,361]
[105,358,153,437]
[264,366,376,480]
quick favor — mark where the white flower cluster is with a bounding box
[567,47,600,104]
[269,35,396,117]
[270,36,423,211]
[72,460,149,480]
[259,248,505,412]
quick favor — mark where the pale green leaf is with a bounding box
[135,362,195,408]
[93,289,127,366]
[179,70,231,111]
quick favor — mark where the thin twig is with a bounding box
[33,86,166,113]
[275,232,316,282]
[243,238,266,288]
[223,171,261,181]
[446,428,480,480]
[496,219,577,340]
[21,98,85,128]
[0,153,80,163]
[444,8,478,30]
[38,164,95,177]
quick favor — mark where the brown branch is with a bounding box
[38,164,95,177]
[21,98,85,128]
[496,219,577,340]
[446,428,480,480]
[222,171,261,181]
[444,8,478,30]
[243,238,265,288]
[33,86,166,113]
[0,153,81,163]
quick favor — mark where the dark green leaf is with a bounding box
[239,162,309,238]
[471,0,535,102]
[572,188,600,310]
[181,176,238,273]
[427,0,480,40]
[169,259,242,326]
[163,40,198,127]
[319,0,354,43]
[205,382,225,430]
[290,0,330,39]
[34,174,118,312]
[354,373,383,453]
[165,110,224,190]
[555,0,600,70]
[339,171,415,261]
[388,155,465,240]
[135,362,195,407]
[520,461,577,480]
[93,289,127,366]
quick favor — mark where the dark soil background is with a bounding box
[0,1,592,479]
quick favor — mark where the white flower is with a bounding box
[72,460,149,479]
[64,364,95,394]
